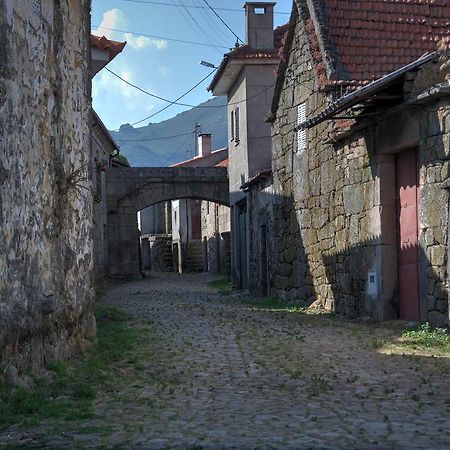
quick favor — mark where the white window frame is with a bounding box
[297,102,307,151]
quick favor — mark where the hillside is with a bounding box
[110,96,227,167]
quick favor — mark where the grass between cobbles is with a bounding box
[239,295,450,357]
[207,277,232,295]
[0,305,150,428]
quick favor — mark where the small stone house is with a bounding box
[170,134,230,273]
[267,0,450,325]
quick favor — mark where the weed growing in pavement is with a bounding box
[400,323,450,350]
[246,297,305,312]
[308,373,331,397]
[207,278,231,295]
[0,305,151,428]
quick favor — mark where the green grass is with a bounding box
[0,305,147,428]
[400,323,450,349]
[208,278,231,295]
[246,296,305,313]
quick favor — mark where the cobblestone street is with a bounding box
[2,272,450,449]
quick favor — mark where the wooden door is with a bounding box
[396,148,420,321]
[190,201,201,240]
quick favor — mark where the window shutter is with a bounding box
[297,102,306,151]
[235,107,240,143]
[230,110,235,141]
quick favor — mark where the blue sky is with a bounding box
[91,0,293,130]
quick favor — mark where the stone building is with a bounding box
[0,0,94,371]
[267,0,450,325]
[208,2,287,289]
[170,134,230,273]
[90,35,126,279]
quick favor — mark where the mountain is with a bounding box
[110,96,227,167]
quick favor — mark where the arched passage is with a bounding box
[106,167,229,277]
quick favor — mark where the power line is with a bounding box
[106,67,274,110]
[171,0,227,54]
[201,0,244,45]
[116,0,290,15]
[93,25,229,49]
[131,68,217,126]
[115,131,193,142]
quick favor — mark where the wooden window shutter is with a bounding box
[235,107,240,143]
[297,102,306,151]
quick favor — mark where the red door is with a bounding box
[396,148,420,321]
[190,201,201,240]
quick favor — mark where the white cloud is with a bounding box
[92,8,168,51]
[158,65,171,77]
[92,8,126,41]
[124,33,168,50]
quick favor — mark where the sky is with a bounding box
[91,0,293,131]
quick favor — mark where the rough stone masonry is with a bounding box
[0,0,95,374]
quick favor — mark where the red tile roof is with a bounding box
[171,147,228,167]
[215,158,229,168]
[226,24,289,60]
[90,35,126,62]
[209,24,288,92]
[317,0,450,82]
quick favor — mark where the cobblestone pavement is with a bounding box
[3,272,450,449]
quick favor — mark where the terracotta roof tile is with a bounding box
[215,158,229,168]
[90,35,126,62]
[320,0,450,82]
[225,24,289,60]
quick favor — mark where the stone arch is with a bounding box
[106,166,229,277]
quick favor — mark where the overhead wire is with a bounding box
[105,67,274,111]
[93,25,229,49]
[201,0,244,45]
[190,0,233,47]
[116,0,291,15]
[115,131,193,142]
[130,67,217,127]
[172,0,226,55]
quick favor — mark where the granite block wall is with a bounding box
[0,0,95,373]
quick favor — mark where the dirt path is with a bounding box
[2,272,450,448]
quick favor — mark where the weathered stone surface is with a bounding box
[428,311,448,328]
[0,1,93,371]
[3,364,18,386]
[268,6,449,325]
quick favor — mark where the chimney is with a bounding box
[197,133,212,157]
[244,2,276,50]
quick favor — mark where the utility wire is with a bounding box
[131,68,217,126]
[116,132,275,143]
[201,0,244,44]
[106,67,273,110]
[93,25,229,49]
[115,131,193,142]
[171,0,226,54]
[117,0,290,14]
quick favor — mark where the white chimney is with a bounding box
[244,2,276,50]
[198,133,212,157]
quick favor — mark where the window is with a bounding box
[234,106,240,144]
[297,102,306,151]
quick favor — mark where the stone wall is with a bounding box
[200,201,231,274]
[270,10,450,324]
[0,0,94,372]
[247,176,273,296]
